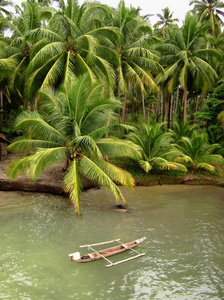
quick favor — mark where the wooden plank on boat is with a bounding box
[85,245,113,265]
[117,241,142,255]
[105,253,146,268]
[80,239,121,248]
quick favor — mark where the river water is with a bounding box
[0,185,224,300]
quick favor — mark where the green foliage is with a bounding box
[126,122,187,173]
[175,131,224,173]
[7,75,140,215]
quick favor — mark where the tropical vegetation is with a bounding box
[0,0,223,213]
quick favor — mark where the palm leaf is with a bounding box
[159,162,187,171]
[7,156,33,180]
[7,138,60,153]
[64,160,82,215]
[41,54,67,88]
[197,162,215,173]
[72,136,103,159]
[28,147,68,180]
[97,139,142,160]
[79,155,126,203]
[91,157,135,190]
[139,160,152,173]
[14,111,66,145]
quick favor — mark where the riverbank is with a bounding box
[0,153,224,194]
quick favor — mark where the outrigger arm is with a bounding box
[105,253,146,268]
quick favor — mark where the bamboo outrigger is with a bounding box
[68,237,146,268]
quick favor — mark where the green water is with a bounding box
[0,185,224,300]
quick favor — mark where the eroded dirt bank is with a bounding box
[0,153,223,195]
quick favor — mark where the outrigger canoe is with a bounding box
[68,237,146,268]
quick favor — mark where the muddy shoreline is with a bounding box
[0,153,223,195]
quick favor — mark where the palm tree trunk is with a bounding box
[170,95,174,128]
[118,87,121,124]
[175,85,179,114]
[193,95,197,122]
[0,92,3,132]
[198,94,204,133]
[183,89,187,122]
[161,88,165,122]
[131,83,135,123]
[122,92,127,124]
[167,95,171,129]
[0,92,3,161]
[142,92,146,122]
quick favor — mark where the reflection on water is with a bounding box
[0,185,224,299]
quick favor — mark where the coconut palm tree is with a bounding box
[156,13,220,122]
[5,0,56,107]
[190,0,224,36]
[174,131,224,173]
[7,75,141,215]
[24,0,118,100]
[0,40,18,130]
[154,7,179,36]
[126,122,187,173]
[106,0,162,123]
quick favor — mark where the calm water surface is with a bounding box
[0,185,224,300]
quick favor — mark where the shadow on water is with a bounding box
[0,185,224,299]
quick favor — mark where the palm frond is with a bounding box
[79,155,126,204]
[197,162,215,172]
[97,139,142,160]
[7,138,60,153]
[14,111,67,145]
[159,162,187,171]
[64,160,82,215]
[139,160,152,173]
[72,136,103,159]
[26,28,63,43]
[7,156,33,180]
[28,147,68,180]
[41,54,66,88]
[202,154,224,165]
[91,157,135,190]
[174,156,194,165]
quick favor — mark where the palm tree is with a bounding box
[154,7,179,36]
[0,40,18,130]
[106,0,161,123]
[7,76,141,215]
[5,0,56,107]
[190,0,224,36]
[174,131,224,173]
[24,0,118,100]
[126,122,187,173]
[156,13,219,122]
[169,121,198,144]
